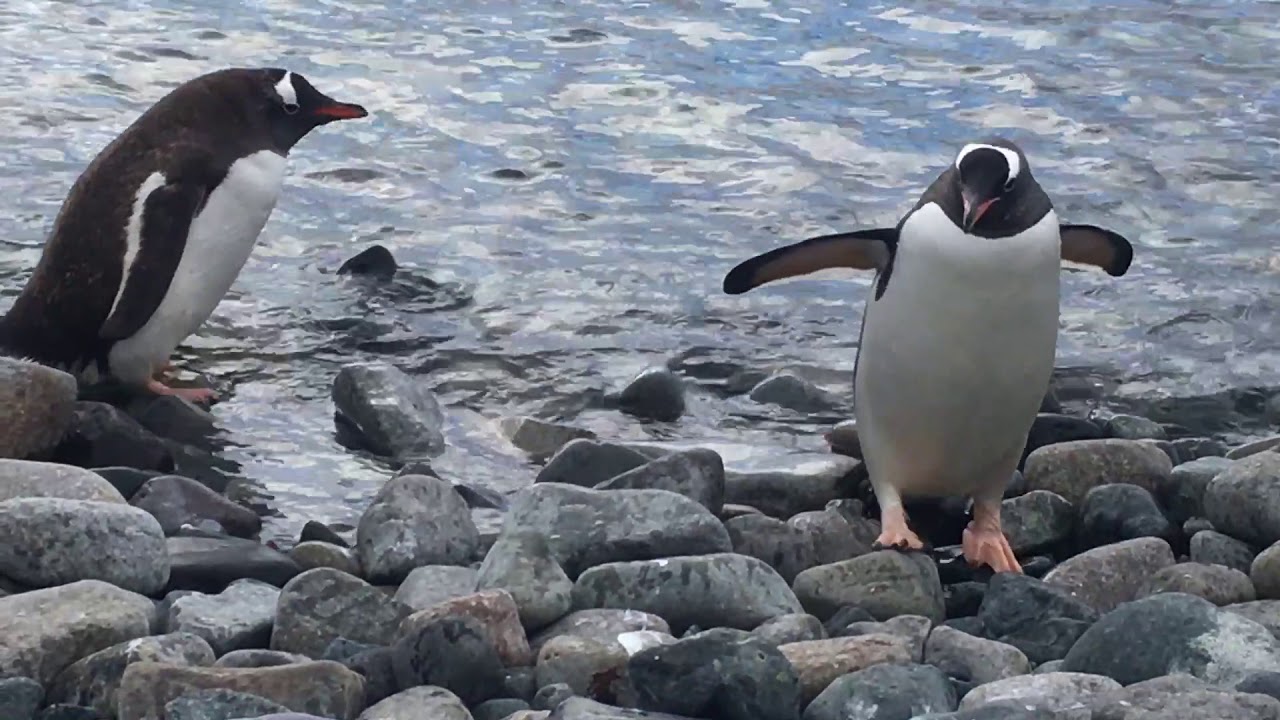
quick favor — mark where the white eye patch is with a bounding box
[955,143,1021,182]
[275,71,298,108]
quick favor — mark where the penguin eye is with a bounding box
[283,102,300,115]
[1003,176,1016,192]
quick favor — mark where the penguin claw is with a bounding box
[962,523,1022,574]
[146,379,218,404]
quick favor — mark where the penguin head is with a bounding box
[258,69,368,151]
[953,140,1028,233]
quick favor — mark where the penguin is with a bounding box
[723,138,1133,573]
[0,67,368,403]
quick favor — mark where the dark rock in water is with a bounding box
[0,357,77,461]
[944,582,987,620]
[130,396,222,449]
[0,677,45,719]
[473,698,531,720]
[533,682,575,710]
[90,466,163,501]
[53,402,174,473]
[299,520,348,548]
[724,513,819,583]
[1103,414,1167,440]
[130,475,261,538]
[392,615,504,705]
[826,419,861,459]
[595,449,725,514]
[804,662,957,720]
[627,628,801,720]
[748,371,842,414]
[46,633,215,716]
[163,688,288,720]
[1023,439,1173,507]
[500,416,596,461]
[165,579,280,655]
[476,529,573,631]
[214,649,308,668]
[535,439,650,487]
[977,573,1099,665]
[1021,413,1103,465]
[793,551,945,623]
[1078,483,1177,550]
[166,536,301,593]
[337,244,397,279]
[1204,452,1280,548]
[617,367,686,422]
[355,474,480,584]
[161,441,238,495]
[272,567,412,657]
[1190,530,1257,574]
[331,362,445,461]
[1157,456,1234,526]
[1001,490,1073,555]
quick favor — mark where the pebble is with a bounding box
[617,367,686,422]
[331,361,446,460]
[0,498,169,594]
[355,473,480,584]
[165,535,301,593]
[804,662,957,720]
[1138,562,1256,606]
[271,567,412,657]
[497,483,730,578]
[780,634,914,704]
[1001,490,1074,555]
[751,613,827,646]
[840,615,932,662]
[163,688,289,720]
[958,672,1120,712]
[166,578,281,655]
[476,529,573,630]
[54,401,175,472]
[1190,530,1257,574]
[724,513,819,582]
[977,573,1100,665]
[792,550,945,623]
[595,448,725,513]
[392,615,505,706]
[0,677,44,720]
[0,580,155,686]
[46,633,214,716]
[1023,438,1173,506]
[214,650,309,668]
[0,459,127,504]
[1043,537,1176,612]
[1224,600,1280,639]
[1156,456,1234,526]
[401,589,532,667]
[0,358,76,460]
[1252,542,1280,599]
[499,416,595,460]
[535,439,650,487]
[1077,483,1177,550]
[357,686,473,720]
[1205,452,1280,548]
[393,564,479,611]
[1103,414,1167,440]
[115,661,364,720]
[528,608,671,655]
[287,541,361,576]
[722,454,860,519]
[924,625,1030,685]
[748,371,841,413]
[535,635,629,697]
[129,475,261,538]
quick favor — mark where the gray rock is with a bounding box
[129,475,261,538]
[1225,600,1280,639]
[1062,592,1280,685]
[332,361,445,460]
[1104,414,1166,441]
[958,672,1120,712]
[924,625,1030,685]
[778,635,915,705]
[977,573,1100,665]
[300,521,349,548]
[214,650,309,668]
[477,530,573,630]
[0,498,169,594]
[1191,530,1258,574]
[803,663,956,720]
[474,699,528,720]
[749,371,841,413]
[355,474,480,584]
[725,513,819,583]
[398,589,532,668]
[595,449,724,514]
[1023,439,1173,506]
[535,635,629,697]
[166,578,281,655]
[0,460,126,504]
[46,633,215,717]
[1077,484,1176,550]
[723,455,859,519]
[90,467,163,502]
[548,697,696,718]
[357,686,473,720]
[1158,456,1235,526]
[840,615,932,662]
[271,567,412,657]
[115,661,365,720]
[0,580,155,686]
[166,535,301,593]
[751,614,826,647]
[1253,542,1280,600]
[499,417,595,460]
[55,401,174,472]
[788,508,869,565]
[1043,537,1176,612]
[287,542,360,576]
[529,609,671,655]
[571,553,802,634]
[1207,453,1280,548]
[0,677,43,720]
[497,483,731,579]
[393,565,479,611]
[1001,490,1074,554]
[1139,562,1256,606]
[1088,674,1280,720]
[392,615,504,706]
[793,550,945,623]
[164,689,289,720]
[1237,670,1280,701]
[535,439,650,487]
[826,419,861,458]
[533,682,574,711]
[1229,436,1280,460]
[617,367,686,422]
[0,358,76,460]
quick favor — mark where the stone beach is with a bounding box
[7,355,1280,719]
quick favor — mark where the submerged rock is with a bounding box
[499,416,595,460]
[337,244,397,279]
[748,371,842,413]
[332,361,445,460]
[617,367,686,422]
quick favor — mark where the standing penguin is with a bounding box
[0,67,368,402]
[723,139,1133,573]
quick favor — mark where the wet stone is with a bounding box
[355,474,480,585]
[748,371,841,413]
[617,367,686,422]
[299,520,349,548]
[392,615,505,706]
[332,361,445,461]
[723,454,859,519]
[499,416,595,461]
[130,475,261,538]
[1022,413,1104,462]
[0,677,44,720]
[287,541,360,576]
[1103,414,1167,441]
[90,467,162,501]
[977,573,1100,665]
[534,439,649,487]
[52,401,174,474]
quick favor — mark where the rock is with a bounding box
[300,521,349,548]
[401,590,532,666]
[272,567,412,657]
[1206,453,1280,548]
[788,508,869,565]
[803,663,957,720]
[822,605,876,634]
[474,699,528,720]
[1088,675,1280,720]
[166,579,280,655]
[792,550,945,622]
[532,683,573,711]
[779,634,914,704]
[534,439,649,487]
[394,565,479,611]
[0,498,169,593]
[53,401,174,472]
[0,358,77,460]
[571,553,802,634]
[331,645,397,707]
[617,367,686,422]
[166,536,301,593]
[0,459,126,503]
[338,244,397,278]
[534,635,628,697]
[529,609,671,655]
[36,704,109,720]
[129,475,261,538]
[1001,490,1074,555]
[215,650,309,668]
[46,633,215,716]
[958,671,1120,712]
[1077,484,1177,550]
[1023,439,1172,506]
[1172,436,1231,462]
[497,483,730,579]
[288,542,361,576]
[1230,436,1280,460]
[332,361,445,460]
[1158,456,1234,526]
[944,582,986,620]
[748,372,840,413]
[840,615,932,662]
[1103,414,1166,441]
[0,677,43,720]
[357,686,473,720]
[477,530,573,630]
[355,474,480,584]
[131,395,221,448]
[1225,600,1280,642]
[826,419,861,458]
[595,449,724,514]
[499,417,595,460]
[546,697,693,718]
[1043,537,1176,612]
[91,467,163,501]
[628,628,801,720]
[724,513,819,583]
[977,573,1100,665]
[1139,562,1256,606]
[1023,413,1104,462]
[1191,530,1257,573]
[115,661,364,720]
[164,688,289,720]
[723,455,859,519]
[1062,592,1280,685]
[392,615,504,706]
[1254,542,1280,600]
[924,626,1030,685]
[751,614,826,646]
[1237,670,1280,701]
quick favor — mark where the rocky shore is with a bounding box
[5,354,1280,719]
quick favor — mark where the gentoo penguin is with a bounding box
[0,68,367,403]
[723,138,1133,573]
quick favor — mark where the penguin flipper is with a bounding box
[1060,224,1133,277]
[723,228,897,295]
[99,182,208,341]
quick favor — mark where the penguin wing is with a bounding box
[1060,224,1134,277]
[723,228,897,295]
[99,181,209,341]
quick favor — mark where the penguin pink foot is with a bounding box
[962,499,1022,574]
[874,504,926,551]
[145,378,217,404]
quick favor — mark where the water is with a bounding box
[2,0,1279,541]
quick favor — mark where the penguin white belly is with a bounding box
[854,203,1061,500]
[108,150,287,383]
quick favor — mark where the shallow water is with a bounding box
[2,0,1279,541]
